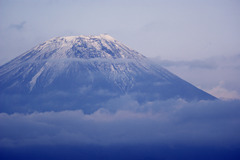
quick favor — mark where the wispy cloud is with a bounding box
[157,59,217,69]
[9,21,26,30]
[152,54,240,100]
[207,81,240,100]
[153,54,240,70]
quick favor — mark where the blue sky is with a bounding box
[0,0,240,99]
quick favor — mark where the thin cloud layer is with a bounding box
[155,54,240,100]
[1,98,240,148]
[9,21,26,30]
[207,82,240,100]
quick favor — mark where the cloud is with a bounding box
[152,54,240,100]
[207,81,240,100]
[1,98,240,159]
[1,98,240,148]
[9,21,26,30]
[154,54,240,70]
[157,59,217,69]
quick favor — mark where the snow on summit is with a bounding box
[0,34,146,92]
[24,34,144,62]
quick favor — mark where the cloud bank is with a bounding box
[1,98,240,159]
[1,98,240,148]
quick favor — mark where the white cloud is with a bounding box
[205,81,240,100]
[1,99,240,148]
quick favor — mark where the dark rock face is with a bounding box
[0,34,216,113]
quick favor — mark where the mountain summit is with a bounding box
[0,34,216,113]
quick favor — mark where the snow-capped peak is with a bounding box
[0,34,146,91]
[46,34,116,43]
[20,34,145,62]
[0,34,216,113]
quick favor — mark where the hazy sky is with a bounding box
[1,1,240,159]
[0,0,240,99]
[1,0,239,61]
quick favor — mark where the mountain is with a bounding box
[0,34,216,113]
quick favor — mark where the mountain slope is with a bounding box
[0,34,216,113]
